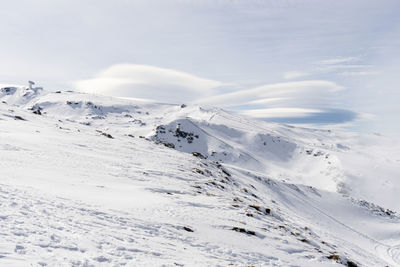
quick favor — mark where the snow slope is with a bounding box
[1,85,399,266]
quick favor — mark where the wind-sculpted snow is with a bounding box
[152,118,298,167]
[1,86,400,266]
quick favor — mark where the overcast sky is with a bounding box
[1,0,399,133]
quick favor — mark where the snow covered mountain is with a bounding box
[1,85,400,266]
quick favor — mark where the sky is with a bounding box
[1,0,399,133]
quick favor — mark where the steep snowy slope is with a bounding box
[1,85,400,266]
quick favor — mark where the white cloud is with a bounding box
[241,108,323,118]
[74,65,355,125]
[247,97,289,105]
[197,80,344,107]
[75,64,223,103]
[194,80,355,124]
[339,71,379,76]
[283,71,308,80]
[315,57,374,74]
[318,64,372,72]
[318,57,360,65]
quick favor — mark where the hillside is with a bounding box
[1,85,400,266]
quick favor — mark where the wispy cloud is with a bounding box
[75,64,223,103]
[195,79,361,126]
[318,57,360,65]
[283,71,308,80]
[241,108,323,118]
[299,56,381,82]
[75,63,365,127]
[197,80,344,107]
[251,109,360,125]
[339,71,379,76]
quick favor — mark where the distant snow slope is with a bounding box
[1,85,399,266]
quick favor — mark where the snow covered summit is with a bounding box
[1,85,400,266]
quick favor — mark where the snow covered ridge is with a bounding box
[1,85,400,266]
